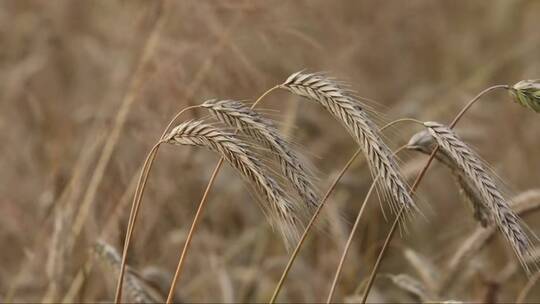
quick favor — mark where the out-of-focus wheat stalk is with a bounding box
[440,190,540,293]
[74,0,168,253]
[94,241,165,303]
[517,271,540,303]
[386,273,434,303]
[115,5,248,303]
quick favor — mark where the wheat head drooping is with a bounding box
[164,120,300,246]
[280,71,416,216]
[201,99,319,215]
[424,121,532,272]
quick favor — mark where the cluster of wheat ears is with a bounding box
[103,72,540,303]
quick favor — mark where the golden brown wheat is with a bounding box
[201,99,319,214]
[407,129,490,226]
[424,121,532,272]
[164,120,300,246]
[280,71,416,216]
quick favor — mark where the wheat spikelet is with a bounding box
[510,80,540,113]
[201,99,319,213]
[280,71,415,216]
[164,120,300,245]
[424,121,532,271]
[407,130,490,226]
[93,241,164,303]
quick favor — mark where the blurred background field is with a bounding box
[1,0,540,302]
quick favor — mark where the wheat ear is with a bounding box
[280,71,415,216]
[361,84,510,304]
[424,121,531,271]
[164,120,300,245]
[407,130,490,226]
[201,99,319,213]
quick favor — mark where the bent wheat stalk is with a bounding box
[440,190,540,293]
[202,99,319,214]
[516,270,540,303]
[361,84,510,303]
[95,241,164,303]
[115,105,200,303]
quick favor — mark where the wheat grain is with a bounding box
[163,119,300,245]
[407,130,490,226]
[424,121,532,272]
[201,99,319,214]
[280,71,416,216]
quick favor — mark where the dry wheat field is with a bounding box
[2,1,540,303]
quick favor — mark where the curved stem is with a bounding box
[115,105,199,303]
[448,85,509,128]
[165,86,279,303]
[270,118,419,303]
[361,84,510,303]
[326,146,406,303]
[115,141,162,303]
[380,118,424,130]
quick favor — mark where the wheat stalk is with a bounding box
[201,99,319,213]
[164,119,300,245]
[407,129,490,226]
[280,71,416,216]
[94,241,164,303]
[424,121,532,272]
